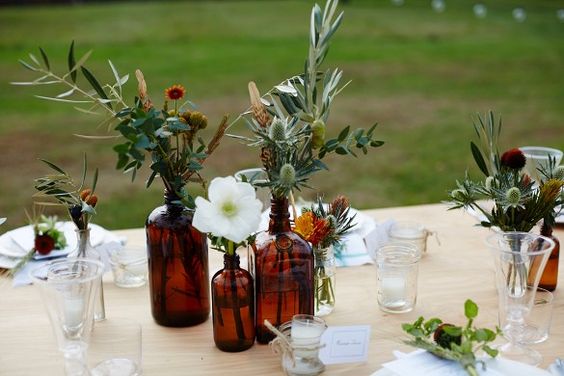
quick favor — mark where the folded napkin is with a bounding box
[258,205,395,267]
[0,222,124,287]
[372,350,551,376]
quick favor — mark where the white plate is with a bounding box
[0,222,107,261]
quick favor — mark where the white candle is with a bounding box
[64,296,84,328]
[380,276,406,302]
[291,325,323,359]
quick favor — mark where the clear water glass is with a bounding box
[110,247,148,288]
[388,221,431,254]
[375,243,421,313]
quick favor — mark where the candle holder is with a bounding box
[375,243,421,313]
[388,221,436,254]
[265,315,327,376]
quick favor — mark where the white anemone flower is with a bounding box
[193,176,263,244]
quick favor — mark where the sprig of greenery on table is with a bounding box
[402,299,501,376]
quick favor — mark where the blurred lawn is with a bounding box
[0,0,563,230]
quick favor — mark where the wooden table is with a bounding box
[1,203,562,375]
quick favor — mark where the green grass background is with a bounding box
[0,0,562,230]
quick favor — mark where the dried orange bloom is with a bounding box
[294,211,315,240]
[80,188,98,207]
[309,218,331,246]
[165,84,186,101]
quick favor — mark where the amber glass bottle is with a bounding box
[252,196,314,344]
[146,191,210,327]
[538,224,560,291]
[212,254,255,352]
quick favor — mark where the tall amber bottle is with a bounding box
[252,196,314,344]
[538,224,560,291]
[212,254,255,352]
[146,190,210,327]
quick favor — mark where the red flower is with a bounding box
[164,84,186,101]
[500,148,526,170]
[34,234,55,255]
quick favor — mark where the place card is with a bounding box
[319,325,371,365]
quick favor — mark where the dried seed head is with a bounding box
[279,164,296,187]
[269,118,287,142]
[506,187,521,205]
[485,176,495,191]
[311,119,326,149]
[190,111,208,130]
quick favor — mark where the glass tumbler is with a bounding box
[375,243,421,313]
[388,221,431,254]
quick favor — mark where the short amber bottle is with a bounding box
[212,254,255,352]
[538,224,560,291]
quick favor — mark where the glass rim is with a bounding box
[389,221,427,239]
[485,231,555,256]
[233,167,269,184]
[292,314,327,328]
[29,258,104,286]
[376,243,421,265]
[519,146,563,159]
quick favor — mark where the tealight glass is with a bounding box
[388,221,431,254]
[281,315,327,376]
[375,243,421,313]
[109,247,148,288]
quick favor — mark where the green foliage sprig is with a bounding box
[34,155,99,230]
[402,299,501,376]
[447,111,563,232]
[15,43,229,208]
[233,0,383,199]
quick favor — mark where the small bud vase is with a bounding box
[313,245,336,316]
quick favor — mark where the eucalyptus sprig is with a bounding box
[33,155,99,230]
[234,0,383,199]
[402,299,501,376]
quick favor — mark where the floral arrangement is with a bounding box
[402,299,501,376]
[193,176,262,252]
[234,0,383,202]
[447,111,563,232]
[31,214,67,255]
[34,156,99,231]
[294,195,356,313]
[14,43,228,208]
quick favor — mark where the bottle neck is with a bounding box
[541,223,553,237]
[223,253,240,270]
[268,195,291,233]
[75,228,92,258]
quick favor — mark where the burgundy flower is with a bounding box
[34,234,55,255]
[500,148,526,170]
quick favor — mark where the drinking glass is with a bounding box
[519,146,562,183]
[375,243,421,313]
[30,258,104,376]
[109,246,148,288]
[88,318,142,376]
[487,232,554,365]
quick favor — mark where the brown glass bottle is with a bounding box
[252,196,314,344]
[538,224,559,291]
[212,254,255,352]
[146,191,210,327]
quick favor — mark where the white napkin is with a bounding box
[0,222,125,287]
[381,350,502,376]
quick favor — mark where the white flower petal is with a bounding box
[208,176,237,203]
[235,181,257,200]
[192,197,215,233]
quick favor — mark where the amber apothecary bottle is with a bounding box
[212,254,255,352]
[252,196,314,344]
[146,190,210,327]
[538,224,560,291]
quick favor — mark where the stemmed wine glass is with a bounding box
[30,258,104,376]
[487,232,554,365]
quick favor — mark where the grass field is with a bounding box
[0,0,563,230]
